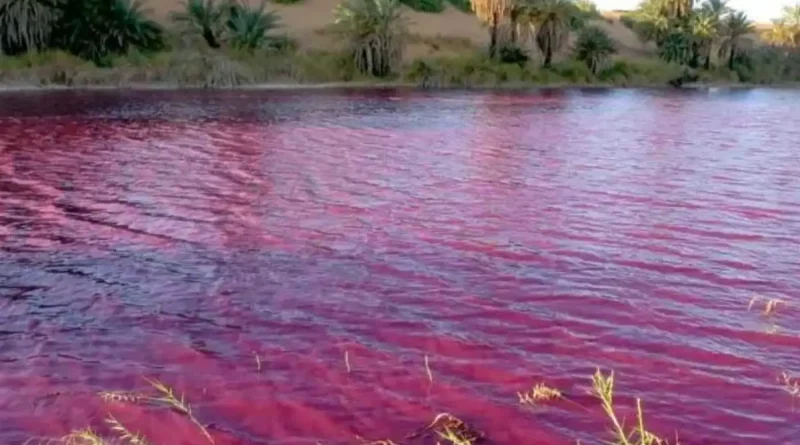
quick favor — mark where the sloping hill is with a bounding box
[145,0,657,59]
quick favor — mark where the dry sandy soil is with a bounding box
[144,0,658,60]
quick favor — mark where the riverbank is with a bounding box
[0,48,783,90]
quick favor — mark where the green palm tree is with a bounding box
[227,0,281,50]
[531,0,574,67]
[764,19,797,48]
[700,0,729,18]
[572,25,616,74]
[718,10,753,69]
[0,0,60,55]
[334,0,406,77]
[171,0,228,48]
[630,0,671,45]
[691,12,717,68]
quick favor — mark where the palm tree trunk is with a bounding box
[489,11,499,58]
[704,45,711,70]
[544,46,552,67]
[689,41,700,68]
[728,42,735,70]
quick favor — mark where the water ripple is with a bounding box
[0,88,799,445]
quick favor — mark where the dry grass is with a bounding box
[518,382,562,405]
[748,296,786,316]
[424,354,433,383]
[591,369,675,445]
[105,416,150,445]
[412,413,484,445]
[144,378,214,444]
[779,372,800,409]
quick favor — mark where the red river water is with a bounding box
[0,89,799,445]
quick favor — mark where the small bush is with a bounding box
[597,58,684,85]
[619,14,636,30]
[400,0,445,12]
[498,45,529,66]
[548,59,592,83]
[54,0,164,64]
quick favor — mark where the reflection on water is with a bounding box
[1,88,799,445]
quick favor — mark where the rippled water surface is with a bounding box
[1,88,799,445]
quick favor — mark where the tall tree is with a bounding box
[718,10,753,69]
[472,0,511,58]
[691,11,717,68]
[530,0,574,67]
[573,25,616,74]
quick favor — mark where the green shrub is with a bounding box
[400,0,444,13]
[548,59,592,83]
[498,45,529,66]
[0,49,90,85]
[54,0,164,64]
[619,13,636,30]
[598,58,684,85]
[573,26,617,74]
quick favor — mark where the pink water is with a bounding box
[1,88,799,445]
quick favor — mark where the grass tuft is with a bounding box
[779,372,800,409]
[144,377,214,444]
[518,382,562,405]
[61,428,108,445]
[748,296,786,316]
[591,369,673,445]
[105,416,150,445]
[415,413,484,445]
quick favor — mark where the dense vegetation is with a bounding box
[0,0,798,87]
[620,0,800,82]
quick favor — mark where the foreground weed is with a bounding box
[780,372,800,409]
[255,353,262,372]
[99,391,147,404]
[61,429,108,445]
[106,416,150,445]
[144,377,214,444]
[424,354,433,383]
[345,350,352,373]
[408,413,483,445]
[518,382,562,405]
[437,427,475,445]
[748,296,785,316]
[591,369,673,445]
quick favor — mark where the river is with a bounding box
[0,88,798,445]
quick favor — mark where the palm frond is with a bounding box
[0,0,59,55]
